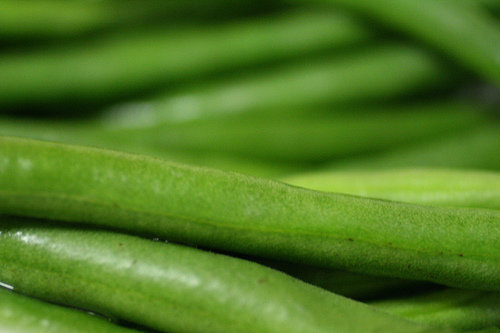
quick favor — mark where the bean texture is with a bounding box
[283,169,500,209]
[0,220,443,333]
[0,287,140,333]
[0,136,498,290]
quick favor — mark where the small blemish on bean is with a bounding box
[458,254,463,257]
[258,278,268,284]
[348,238,354,242]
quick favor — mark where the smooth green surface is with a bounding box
[322,0,500,86]
[335,125,500,171]
[283,169,500,209]
[0,287,138,333]
[0,221,442,333]
[0,9,372,107]
[372,289,500,330]
[0,101,485,163]
[102,44,454,129]
[0,137,498,290]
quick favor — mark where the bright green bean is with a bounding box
[0,9,372,108]
[283,169,500,209]
[317,0,500,86]
[0,287,140,333]
[335,125,500,171]
[372,289,500,330]
[0,136,498,290]
[102,44,455,129]
[0,220,443,333]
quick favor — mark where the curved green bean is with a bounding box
[0,136,498,290]
[283,169,500,209]
[0,9,372,108]
[372,289,500,330]
[0,220,442,333]
[335,125,500,171]
[0,287,139,333]
[319,0,500,86]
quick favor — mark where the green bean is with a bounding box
[0,287,140,333]
[0,9,372,108]
[371,289,500,330]
[0,0,281,41]
[102,44,455,129]
[0,100,485,163]
[334,125,500,171]
[282,169,500,209]
[315,0,500,86]
[0,136,499,290]
[0,220,443,333]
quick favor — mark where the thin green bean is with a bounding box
[0,9,372,108]
[371,289,500,330]
[0,287,140,333]
[0,220,443,333]
[317,0,500,86]
[283,169,500,209]
[0,136,498,290]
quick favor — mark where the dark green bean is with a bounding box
[0,220,443,333]
[0,136,498,290]
[371,289,500,330]
[0,287,140,333]
[0,9,372,108]
[283,168,500,209]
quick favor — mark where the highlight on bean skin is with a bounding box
[0,136,498,291]
[0,220,445,333]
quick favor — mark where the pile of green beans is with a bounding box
[1,1,499,332]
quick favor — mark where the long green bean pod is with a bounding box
[0,9,372,108]
[0,101,485,163]
[335,125,500,171]
[0,220,443,333]
[371,289,500,330]
[0,287,140,333]
[282,169,500,209]
[0,0,281,41]
[317,0,500,86]
[102,44,455,129]
[0,136,498,290]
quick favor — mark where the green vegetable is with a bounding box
[0,9,372,108]
[372,289,500,330]
[283,168,500,209]
[0,136,498,290]
[0,220,443,333]
[102,44,455,129]
[0,100,484,163]
[0,287,139,333]
[319,0,500,86]
[335,125,500,171]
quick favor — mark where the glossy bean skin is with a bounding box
[0,287,140,333]
[0,9,372,108]
[0,221,442,333]
[283,169,500,209]
[335,125,500,171]
[322,0,500,86]
[371,289,500,331]
[0,137,499,290]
